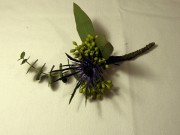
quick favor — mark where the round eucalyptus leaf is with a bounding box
[20,52,25,59]
[21,59,27,65]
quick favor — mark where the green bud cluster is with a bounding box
[79,79,113,99]
[70,34,110,69]
[70,34,112,99]
[70,34,98,60]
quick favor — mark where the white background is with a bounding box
[0,0,180,135]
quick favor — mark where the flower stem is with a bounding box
[106,42,156,64]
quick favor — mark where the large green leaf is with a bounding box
[101,42,113,60]
[95,35,114,59]
[73,3,95,42]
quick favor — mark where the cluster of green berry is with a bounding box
[69,34,113,99]
[79,80,113,99]
[70,34,110,69]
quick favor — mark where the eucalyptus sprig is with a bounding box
[18,52,67,88]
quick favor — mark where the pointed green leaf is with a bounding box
[50,72,60,77]
[95,35,107,49]
[20,52,25,59]
[95,35,114,59]
[59,63,63,77]
[21,59,27,65]
[101,42,113,59]
[18,51,25,61]
[26,59,38,74]
[73,3,95,42]
[36,63,46,80]
[21,56,30,64]
[48,74,53,86]
[48,65,55,86]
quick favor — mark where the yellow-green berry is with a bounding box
[82,42,85,46]
[86,38,90,42]
[107,80,112,84]
[72,41,77,45]
[92,88,96,94]
[97,83,100,88]
[105,64,109,69]
[78,55,82,60]
[94,57,98,61]
[101,58,106,62]
[91,42,95,46]
[106,83,113,89]
[70,49,76,53]
[80,50,83,53]
[85,41,88,45]
[87,43,90,47]
[101,89,105,93]
[74,54,79,58]
[101,83,105,89]
[75,46,80,50]
[87,34,91,38]
[83,88,86,93]
[79,88,83,93]
[84,50,89,54]
[95,47,99,51]
[95,51,99,55]
[89,46,93,50]
[96,94,101,99]
[90,52,93,56]
[74,52,79,56]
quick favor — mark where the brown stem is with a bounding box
[106,42,156,64]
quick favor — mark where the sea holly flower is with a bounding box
[18,3,156,105]
[51,35,113,104]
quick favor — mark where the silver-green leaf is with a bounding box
[26,59,38,74]
[101,42,113,59]
[20,52,25,59]
[95,35,114,59]
[18,51,25,61]
[21,59,27,65]
[35,63,46,80]
[73,3,95,42]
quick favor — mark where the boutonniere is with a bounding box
[18,3,156,104]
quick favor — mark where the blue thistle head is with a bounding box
[51,35,113,104]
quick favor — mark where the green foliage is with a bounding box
[73,3,95,42]
[95,35,114,59]
[26,59,38,74]
[21,59,27,65]
[48,65,55,86]
[20,52,25,59]
[35,63,46,80]
[17,4,156,105]
[73,3,114,60]
[18,52,67,89]
[18,51,25,61]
